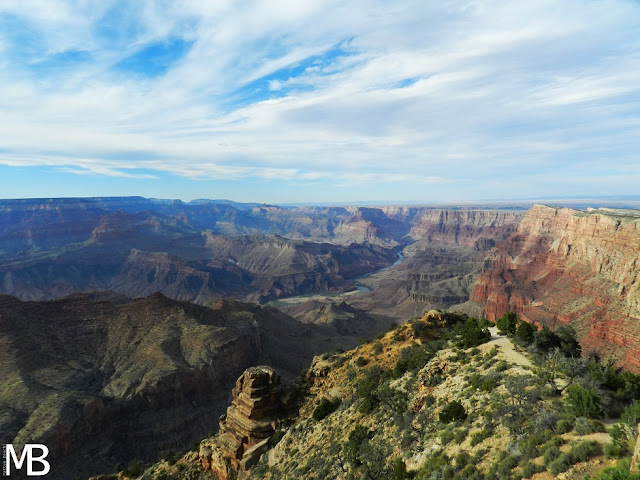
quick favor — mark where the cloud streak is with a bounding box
[0,0,639,201]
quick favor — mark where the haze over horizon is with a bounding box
[1,1,639,203]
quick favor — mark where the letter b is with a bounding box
[28,445,50,476]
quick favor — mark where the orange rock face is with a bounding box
[470,205,640,371]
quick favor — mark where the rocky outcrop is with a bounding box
[194,366,298,480]
[471,205,640,371]
[306,355,334,393]
[218,367,281,471]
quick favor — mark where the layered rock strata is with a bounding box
[218,367,281,470]
[471,205,640,371]
[402,210,522,309]
[407,209,523,246]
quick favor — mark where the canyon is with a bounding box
[2,197,640,478]
[0,198,523,316]
[470,204,640,371]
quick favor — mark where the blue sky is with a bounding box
[1,0,639,204]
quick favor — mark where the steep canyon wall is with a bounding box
[470,205,640,371]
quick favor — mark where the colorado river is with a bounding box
[354,251,405,292]
[267,250,405,306]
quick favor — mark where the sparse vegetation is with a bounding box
[548,440,601,475]
[129,309,640,480]
[439,400,467,423]
[312,397,340,421]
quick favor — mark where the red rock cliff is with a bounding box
[471,205,640,371]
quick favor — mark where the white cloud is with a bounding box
[0,0,639,199]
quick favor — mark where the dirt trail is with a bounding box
[483,326,533,370]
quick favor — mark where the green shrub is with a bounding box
[156,469,169,480]
[466,373,499,392]
[548,440,601,476]
[312,397,340,421]
[496,312,518,336]
[604,441,629,459]
[518,438,540,460]
[393,346,431,378]
[564,384,603,419]
[470,428,494,446]
[548,456,573,476]
[622,400,640,427]
[455,318,491,348]
[439,401,467,423]
[392,329,405,342]
[592,459,640,479]
[543,445,561,466]
[555,326,582,357]
[356,369,383,413]
[355,356,368,367]
[122,461,145,477]
[542,435,565,449]
[495,360,510,372]
[458,464,481,479]
[521,461,545,478]
[604,423,634,458]
[417,452,450,477]
[453,428,468,444]
[455,451,471,468]
[574,416,605,435]
[391,457,409,480]
[515,320,537,345]
[556,416,575,434]
[440,428,455,446]
[494,453,518,477]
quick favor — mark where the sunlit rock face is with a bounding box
[471,205,640,371]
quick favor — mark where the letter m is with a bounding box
[4,444,27,475]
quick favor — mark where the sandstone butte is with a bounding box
[470,204,640,372]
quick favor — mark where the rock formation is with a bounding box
[400,209,522,311]
[471,205,640,371]
[407,209,522,246]
[194,366,294,480]
[0,205,397,304]
[218,367,281,471]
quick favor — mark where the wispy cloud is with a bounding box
[0,0,639,201]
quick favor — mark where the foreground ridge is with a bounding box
[97,310,640,480]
